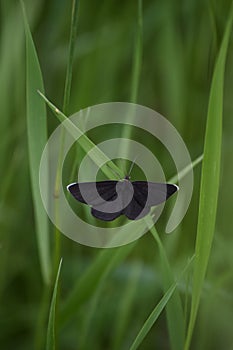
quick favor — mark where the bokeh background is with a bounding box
[1,0,233,349]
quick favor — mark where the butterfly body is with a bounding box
[67,177,178,221]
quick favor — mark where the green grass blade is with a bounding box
[21,1,51,284]
[184,4,233,349]
[148,220,185,350]
[129,283,177,350]
[129,256,194,350]
[46,259,63,350]
[112,263,142,350]
[130,0,143,103]
[37,91,125,179]
[63,0,79,114]
[169,154,203,184]
[53,0,80,277]
[60,242,136,325]
[119,0,143,158]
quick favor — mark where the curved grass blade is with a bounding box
[148,219,185,350]
[112,263,142,350]
[129,256,194,350]
[46,259,63,350]
[184,4,233,349]
[21,1,51,284]
[129,283,177,350]
[60,242,136,325]
[37,91,125,180]
[140,155,202,350]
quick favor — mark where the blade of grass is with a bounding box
[53,0,80,274]
[148,219,185,350]
[145,155,202,350]
[130,0,143,103]
[169,154,203,184]
[63,0,79,115]
[79,278,105,350]
[129,255,194,350]
[60,242,136,325]
[21,0,51,284]
[184,4,233,349]
[130,284,177,350]
[129,154,203,350]
[46,259,63,350]
[37,91,125,179]
[129,283,177,350]
[112,262,142,350]
[0,4,24,173]
[119,0,143,158]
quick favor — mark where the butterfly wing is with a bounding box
[123,197,150,220]
[91,207,122,221]
[67,181,118,205]
[67,180,178,222]
[132,181,178,207]
[67,181,123,221]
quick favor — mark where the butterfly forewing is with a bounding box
[132,181,178,207]
[67,181,118,205]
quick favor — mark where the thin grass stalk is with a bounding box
[53,0,80,273]
[130,0,143,104]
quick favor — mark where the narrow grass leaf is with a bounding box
[53,0,80,277]
[63,0,79,115]
[130,0,143,103]
[79,280,105,350]
[37,91,125,179]
[112,263,142,350]
[129,282,177,350]
[60,242,136,325]
[119,0,143,157]
[148,220,185,350]
[129,256,194,350]
[169,154,203,184]
[185,4,233,349]
[21,1,51,284]
[129,154,203,350]
[46,259,63,350]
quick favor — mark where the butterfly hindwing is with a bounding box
[123,197,150,220]
[91,207,122,221]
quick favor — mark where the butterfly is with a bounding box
[67,174,178,221]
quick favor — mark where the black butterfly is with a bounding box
[67,175,178,221]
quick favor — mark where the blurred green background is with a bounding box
[1,0,233,349]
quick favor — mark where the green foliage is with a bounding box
[185,3,233,349]
[1,1,233,349]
